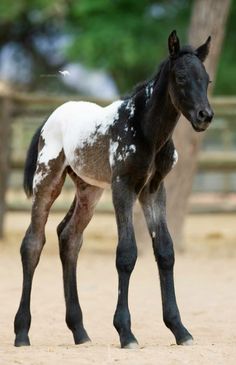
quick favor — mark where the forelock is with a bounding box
[174,48,203,71]
[178,45,195,57]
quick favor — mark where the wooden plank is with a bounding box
[1,90,112,107]
[2,89,236,110]
[211,96,236,107]
[198,152,236,171]
[7,197,236,214]
[10,152,236,172]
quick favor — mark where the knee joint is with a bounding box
[116,244,137,273]
[157,252,174,270]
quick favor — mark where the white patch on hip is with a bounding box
[60,100,123,162]
[32,98,128,190]
[33,116,64,193]
[38,122,63,166]
[33,168,48,193]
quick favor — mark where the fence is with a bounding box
[2,90,236,213]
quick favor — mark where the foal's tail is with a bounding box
[23,122,45,198]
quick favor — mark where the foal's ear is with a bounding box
[196,36,211,62]
[168,30,180,58]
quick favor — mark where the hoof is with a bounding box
[180,338,194,346]
[121,334,139,349]
[177,334,194,346]
[73,330,91,345]
[14,335,30,347]
[75,336,91,345]
[123,341,139,349]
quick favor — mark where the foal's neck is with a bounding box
[137,60,180,151]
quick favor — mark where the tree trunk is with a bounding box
[166,0,231,250]
[0,97,12,238]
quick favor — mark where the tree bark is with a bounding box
[166,0,231,250]
[0,97,12,238]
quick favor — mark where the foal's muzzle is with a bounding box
[192,107,214,132]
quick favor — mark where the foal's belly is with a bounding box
[68,134,112,189]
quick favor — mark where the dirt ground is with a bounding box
[0,212,236,365]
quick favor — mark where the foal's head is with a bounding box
[167,30,214,132]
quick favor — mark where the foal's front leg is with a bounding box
[112,179,138,348]
[139,183,193,345]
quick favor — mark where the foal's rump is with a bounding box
[25,100,122,196]
[61,101,115,188]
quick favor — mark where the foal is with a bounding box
[14,31,213,348]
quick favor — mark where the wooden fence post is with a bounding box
[0,97,13,238]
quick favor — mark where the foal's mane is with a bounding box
[123,45,196,101]
[122,59,167,101]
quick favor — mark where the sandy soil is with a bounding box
[0,212,236,365]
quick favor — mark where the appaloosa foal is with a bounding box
[14,31,213,348]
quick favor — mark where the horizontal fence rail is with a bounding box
[1,88,236,213]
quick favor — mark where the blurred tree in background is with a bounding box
[0,0,67,90]
[213,1,236,95]
[66,0,190,92]
[0,0,235,94]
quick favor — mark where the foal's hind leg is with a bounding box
[57,173,103,344]
[14,156,66,346]
[139,183,193,345]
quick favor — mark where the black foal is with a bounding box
[14,30,213,348]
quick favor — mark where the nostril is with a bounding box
[206,114,213,123]
[198,110,213,123]
[198,110,206,121]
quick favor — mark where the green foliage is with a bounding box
[214,1,236,95]
[0,0,235,95]
[0,0,62,22]
[66,0,191,92]
[0,2,25,21]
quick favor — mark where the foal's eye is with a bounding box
[176,76,186,85]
